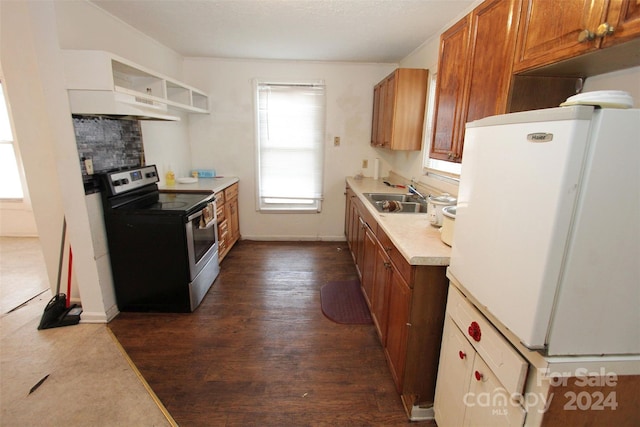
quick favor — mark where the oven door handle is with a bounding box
[199,217,217,229]
[187,209,217,229]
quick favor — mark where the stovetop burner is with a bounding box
[159,201,189,209]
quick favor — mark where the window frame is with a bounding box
[253,79,326,213]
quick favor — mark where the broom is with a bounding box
[38,218,80,330]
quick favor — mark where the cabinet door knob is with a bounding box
[595,22,615,38]
[474,371,483,381]
[383,262,391,269]
[468,321,482,342]
[577,29,595,43]
[458,351,466,360]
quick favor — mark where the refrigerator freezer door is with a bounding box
[449,107,593,350]
[546,108,640,355]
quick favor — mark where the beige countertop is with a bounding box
[346,177,452,267]
[158,176,239,194]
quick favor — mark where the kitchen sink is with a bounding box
[363,193,428,213]
[365,193,411,202]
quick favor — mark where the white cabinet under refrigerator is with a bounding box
[448,105,640,356]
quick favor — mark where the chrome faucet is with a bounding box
[408,184,427,201]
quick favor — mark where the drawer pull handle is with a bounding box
[468,321,482,342]
[474,371,483,381]
[578,29,595,43]
[458,351,466,360]
[595,22,615,38]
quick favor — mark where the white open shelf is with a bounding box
[63,50,209,114]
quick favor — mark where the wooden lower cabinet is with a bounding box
[344,184,449,419]
[399,265,450,418]
[360,224,377,307]
[217,182,239,262]
[384,266,412,391]
[372,243,391,345]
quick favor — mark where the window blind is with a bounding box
[255,80,326,212]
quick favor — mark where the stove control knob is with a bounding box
[121,178,129,185]
[112,179,122,186]
[146,171,156,178]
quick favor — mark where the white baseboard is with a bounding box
[240,235,346,242]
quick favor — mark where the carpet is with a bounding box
[320,280,372,324]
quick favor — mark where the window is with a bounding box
[254,80,325,212]
[0,80,24,200]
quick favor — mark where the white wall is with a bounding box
[140,112,193,183]
[54,1,183,79]
[184,58,396,240]
[0,0,195,322]
[1,1,100,316]
[1,1,66,279]
[54,0,195,184]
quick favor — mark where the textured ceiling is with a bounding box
[89,0,474,62]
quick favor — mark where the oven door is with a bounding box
[185,203,218,280]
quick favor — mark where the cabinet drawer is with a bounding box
[216,204,225,221]
[218,219,228,238]
[216,191,225,205]
[376,226,412,285]
[446,286,527,396]
[218,237,227,255]
[224,182,238,200]
[354,197,376,231]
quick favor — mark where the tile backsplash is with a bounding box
[72,115,144,194]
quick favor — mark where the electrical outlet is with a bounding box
[84,158,94,175]
[334,136,340,146]
[362,159,368,168]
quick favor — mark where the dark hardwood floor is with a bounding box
[109,241,433,426]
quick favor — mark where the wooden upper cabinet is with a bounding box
[371,84,384,146]
[370,68,428,151]
[601,0,640,48]
[430,15,470,162]
[466,0,522,122]
[431,0,521,163]
[514,0,640,72]
[382,72,396,147]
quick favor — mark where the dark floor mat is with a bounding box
[320,280,372,324]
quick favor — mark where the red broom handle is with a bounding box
[66,246,73,308]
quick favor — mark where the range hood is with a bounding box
[67,90,180,121]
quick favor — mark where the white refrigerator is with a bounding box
[448,105,640,356]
